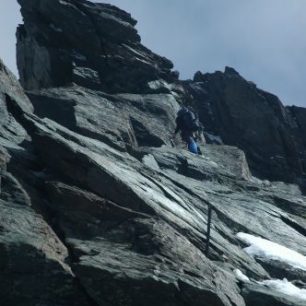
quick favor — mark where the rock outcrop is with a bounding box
[0,0,305,305]
[0,59,91,306]
[17,0,177,93]
[184,69,306,183]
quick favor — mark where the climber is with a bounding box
[174,106,202,155]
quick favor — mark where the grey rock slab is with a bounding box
[242,282,306,306]
[0,171,90,306]
[185,68,305,183]
[21,114,248,305]
[45,182,245,306]
[14,111,306,305]
[5,2,306,304]
[27,86,179,150]
[6,108,306,305]
[0,58,33,114]
[140,146,306,271]
[17,0,176,93]
[0,58,32,146]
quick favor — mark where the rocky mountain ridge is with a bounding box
[0,0,306,305]
[185,69,306,183]
[16,0,306,185]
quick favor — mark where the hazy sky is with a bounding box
[0,1,306,107]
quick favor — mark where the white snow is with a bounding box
[233,268,306,301]
[259,279,306,301]
[148,80,171,91]
[234,269,250,283]
[236,232,306,271]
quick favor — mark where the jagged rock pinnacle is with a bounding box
[17,0,176,93]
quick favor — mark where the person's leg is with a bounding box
[181,131,189,148]
[188,136,199,154]
[181,130,199,154]
[191,131,202,155]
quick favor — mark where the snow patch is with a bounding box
[237,232,306,271]
[233,268,306,301]
[259,279,306,301]
[234,269,250,283]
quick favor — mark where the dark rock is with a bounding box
[224,66,241,76]
[184,68,305,182]
[242,282,306,306]
[0,158,90,306]
[0,58,33,114]
[26,86,179,150]
[256,258,306,283]
[0,58,32,147]
[0,0,304,305]
[14,112,253,306]
[19,108,306,305]
[287,105,306,176]
[17,0,176,93]
[18,112,306,305]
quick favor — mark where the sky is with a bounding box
[0,0,306,107]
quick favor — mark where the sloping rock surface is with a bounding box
[27,87,179,150]
[0,59,91,306]
[0,0,305,305]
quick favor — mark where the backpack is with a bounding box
[177,107,200,132]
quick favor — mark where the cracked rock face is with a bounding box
[184,69,306,184]
[0,0,306,305]
[17,0,176,93]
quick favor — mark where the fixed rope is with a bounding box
[205,204,213,256]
